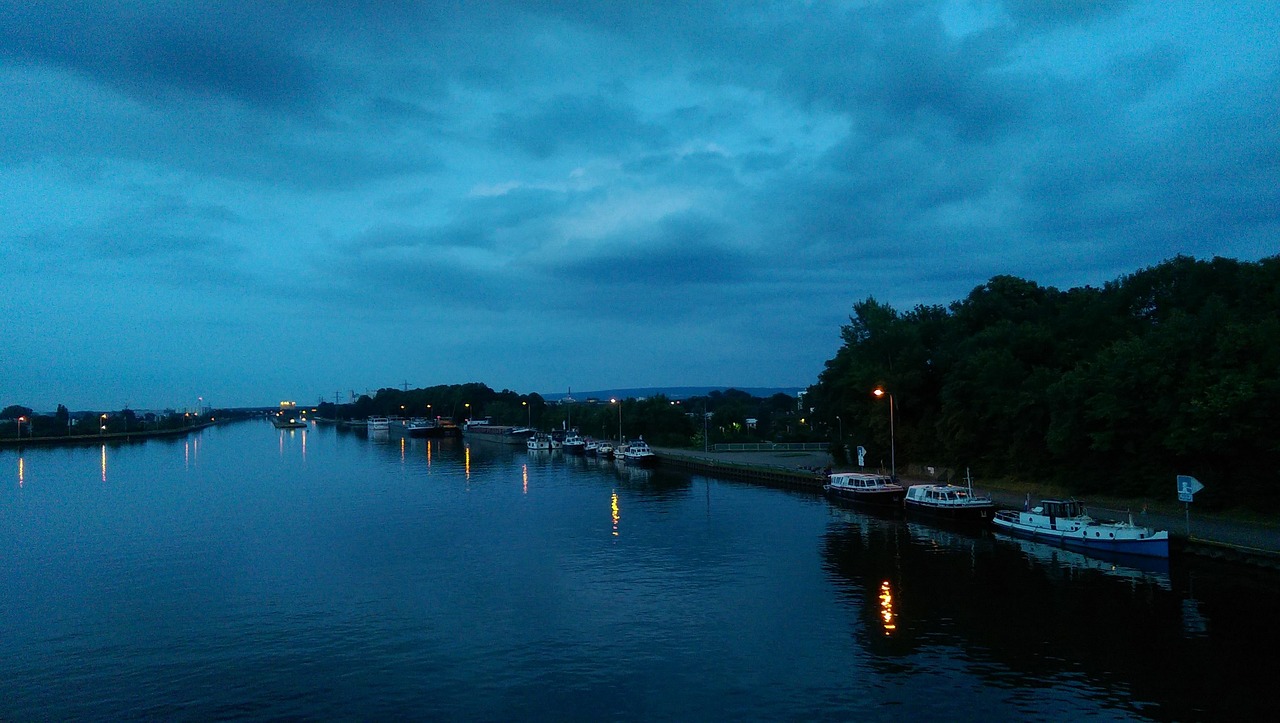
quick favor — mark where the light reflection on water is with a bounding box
[1,420,1278,720]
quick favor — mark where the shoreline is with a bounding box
[0,421,220,449]
[653,446,1280,567]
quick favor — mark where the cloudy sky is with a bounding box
[2,1,1276,411]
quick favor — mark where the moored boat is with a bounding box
[527,432,553,451]
[464,420,535,446]
[824,472,905,507]
[583,439,599,457]
[994,498,1170,558]
[596,442,614,459]
[904,477,995,523]
[563,432,586,455]
[621,438,657,467]
[367,416,391,431]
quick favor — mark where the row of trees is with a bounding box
[315,385,809,448]
[805,255,1280,507]
[0,404,214,439]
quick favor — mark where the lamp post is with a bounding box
[704,402,709,452]
[464,403,471,422]
[100,413,108,437]
[523,400,530,427]
[872,387,895,479]
[836,414,843,463]
[16,415,25,439]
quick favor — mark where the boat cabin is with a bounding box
[908,485,976,503]
[829,473,897,490]
[1033,499,1084,518]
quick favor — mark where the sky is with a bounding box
[2,1,1277,411]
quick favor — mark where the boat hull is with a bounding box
[993,516,1170,558]
[904,501,995,523]
[824,485,906,507]
[465,426,534,446]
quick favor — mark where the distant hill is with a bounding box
[541,386,804,401]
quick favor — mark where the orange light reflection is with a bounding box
[522,464,528,495]
[465,446,471,481]
[611,490,620,537]
[879,580,897,635]
[101,444,107,483]
[17,456,24,487]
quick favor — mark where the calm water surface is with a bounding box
[2,421,1278,720]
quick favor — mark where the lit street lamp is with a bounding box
[872,387,895,479]
[464,403,471,422]
[16,415,26,439]
[100,413,108,436]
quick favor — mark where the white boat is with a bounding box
[621,438,657,467]
[613,442,630,461]
[824,472,905,507]
[582,438,598,457]
[526,432,553,451]
[367,416,391,431]
[596,442,614,459]
[904,474,995,523]
[994,498,1170,558]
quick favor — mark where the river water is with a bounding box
[2,421,1276,720]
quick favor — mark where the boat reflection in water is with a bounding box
[993,529,1171,590]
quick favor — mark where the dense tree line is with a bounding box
[317,384,807,448]
[806,255,1280,507]
[0,403,221,439]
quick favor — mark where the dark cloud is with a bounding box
[492,94,669,159]
[0,2,323,111]
[551,213,748,287]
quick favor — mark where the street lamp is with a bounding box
[872,387,895,479]
[464,403,471,422]
[100,413,108,436]
[836,414,843,463]
[16,415,25,439]
[522,400,531,427]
